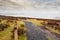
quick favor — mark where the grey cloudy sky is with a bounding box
[0,0,60,19]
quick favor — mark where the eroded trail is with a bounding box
[14,28,18,40]
[24,21,48,40]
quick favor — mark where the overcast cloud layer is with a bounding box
[0,0,60,19]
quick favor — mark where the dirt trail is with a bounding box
[14,24,18,40]
[14,28,18,40]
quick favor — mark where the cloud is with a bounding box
[0,0,60,18]
[0,0,60,10]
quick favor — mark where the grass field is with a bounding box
[0,19,26,40]
[0,16,60,40]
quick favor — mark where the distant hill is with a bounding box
[0,15,60,21]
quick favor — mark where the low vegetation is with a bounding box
[27,19,45,26]
[0,16,60,40]
[0,18,26,40]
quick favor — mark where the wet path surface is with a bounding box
[24,21,48,40]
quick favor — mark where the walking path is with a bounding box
[24,21,48,40]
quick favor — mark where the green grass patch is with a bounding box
[18,34,26,40]
[0,27,13,40]
[47,36,54,40]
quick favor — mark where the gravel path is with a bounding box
[38,26,60,40]
[24,21,48,40]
